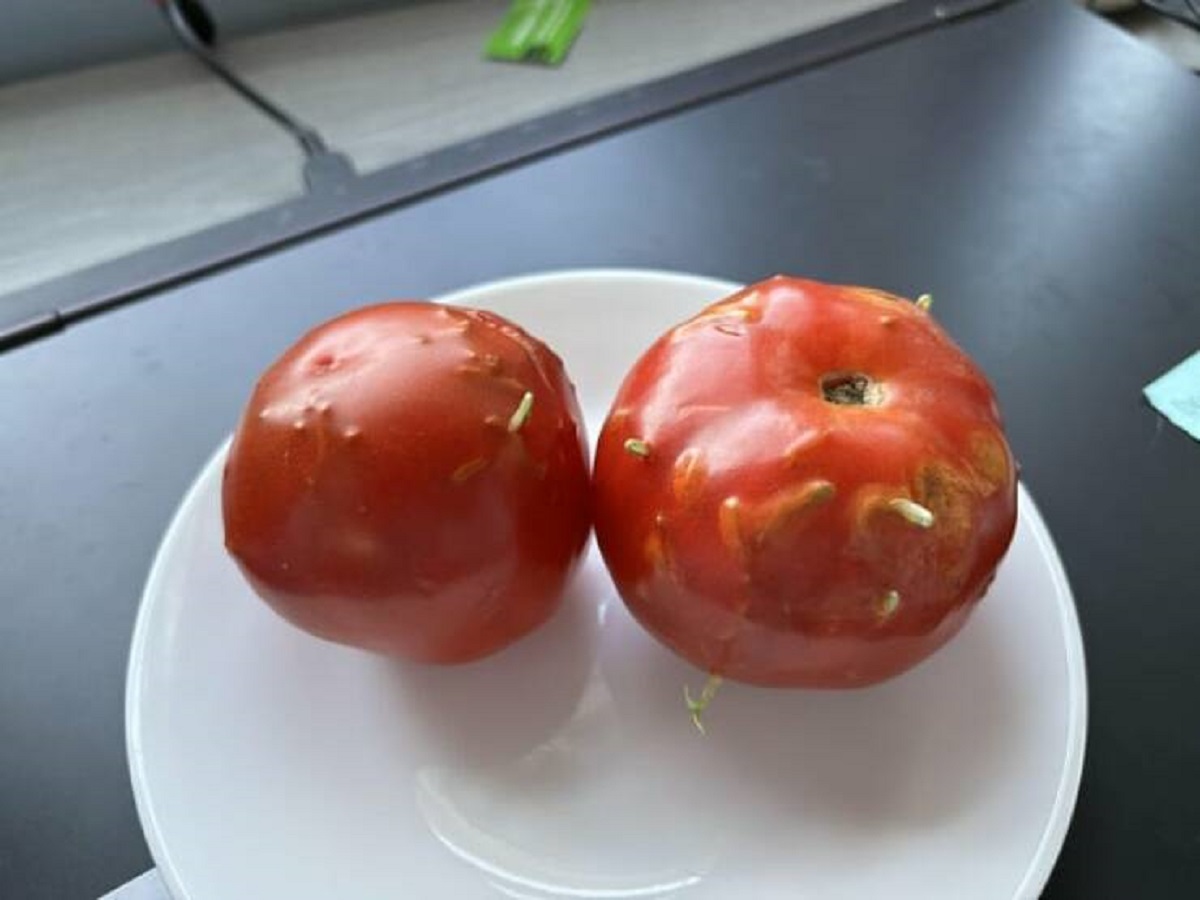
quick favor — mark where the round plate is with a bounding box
[127,270,1087,900]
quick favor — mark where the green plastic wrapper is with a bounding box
[486,0,591,66]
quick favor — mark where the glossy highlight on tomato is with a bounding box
[223,302,591,663]
[593,277,1017,688]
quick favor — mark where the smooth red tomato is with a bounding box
[593,277,1017,688]
[223,302,591,663]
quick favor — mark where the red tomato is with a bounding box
[223,302,591,663]
[593,277,1017,688]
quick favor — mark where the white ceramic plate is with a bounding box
[127,270,1087,900]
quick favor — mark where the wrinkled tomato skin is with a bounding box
[593,277,1017,687]
[223,302,591,663]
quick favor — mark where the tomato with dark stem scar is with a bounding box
[592,277,1017,714]
[223,302,591,663]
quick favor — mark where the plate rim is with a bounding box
[125,267,1088,900]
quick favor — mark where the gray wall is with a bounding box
[2,0,427,84]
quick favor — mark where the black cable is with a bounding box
[173,0,216,46]
[159,0,328,158]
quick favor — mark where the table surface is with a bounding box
[3,1,1199,897]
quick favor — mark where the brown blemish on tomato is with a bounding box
[915,463,973,538]
[675,292,764,340]
[457,365,528,396]
[719,496,746,562]
[672,448,707,505]
[607,407,632,428]
[752,479,836,547]
[849,287,908,312]
[970,430,1010,492]
[644,526,666,571]
[712,297,763,324]
[910,463,978,587]
[496,375,529,393]
[451,457,488,484]
[783,429,824,467]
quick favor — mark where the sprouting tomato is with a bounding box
[222,302,591,663]
[592,276,1017,688]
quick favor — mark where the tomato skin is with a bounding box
[593,277,1017,687]
[223,302,591,663]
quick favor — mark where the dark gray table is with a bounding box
[3,1,1199,896]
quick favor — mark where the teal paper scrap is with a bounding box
[1144,349,1200,442]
